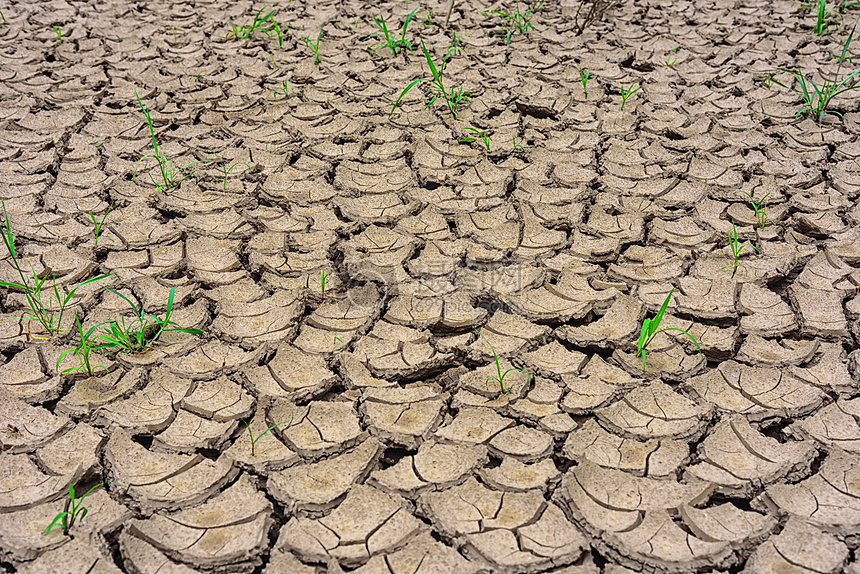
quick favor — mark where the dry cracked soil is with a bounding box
[2,0,860,572]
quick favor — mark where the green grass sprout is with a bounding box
[43,482,120,536]
[579,68,590,97]
[764,15,860,123]
[1,10,7,27]
[205,147,251,190]
[665,45,680,66]
[721,220,759,277]
[93,286,203,354]
[460,127,490,151]
[422,8,435,28]
[56,313,109,377]
[636,288,701,368]
[320,269,329,302]
[735,189,782,231]
[472,326,529,394]
[51,24,62,45]
[481,0,545,44]
[813,0,837,35]
[1,202,111,335]
[390,39,471,119]
[513,135,524,148]
[274,79,293,98]
[90,201,114,245]
[261,15,290,48]
[226,410,291,456]
[302,29,323,65]
[133,90,205,192]
[364,9,418,55]
[226,4,276,41]
[619,82,641,110]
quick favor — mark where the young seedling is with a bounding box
[1,10,7,27]
[56,312,109,377]
[422,8,435,29]
[43,481,118,536]
[205,147,251,190]
[261,15,290,48]
[226,4,276,41]
[765,15,860,123]
[735,189,781,230]
[51,24,62,45]
[90,201,114,245]
[636,288,701,368]
[481,0,546,44]
[619,82,641,110]
[302,29,323,66]
[472,326,530,394]
[721,220,759,277]
[0,202,111,335]
[92,286,203,354]
[226,410,291,456]
[133,90,205,192]
[390,39,471,120]
[513,135,524,148]
[665,45,680,66]
[460,127,490,151]
[274,79,292,98]
[320,269,329,302]
[363,9,418,55]
[579,68,590,97]
[813,0,836,35]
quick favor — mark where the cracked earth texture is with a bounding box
[2,0,860,572]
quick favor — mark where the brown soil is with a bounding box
[1,0,860,572]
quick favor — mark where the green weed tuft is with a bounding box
[636,288,701,368]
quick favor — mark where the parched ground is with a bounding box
[1,0,860,572]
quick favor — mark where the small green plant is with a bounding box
[168,24,182,42]
[422,8,435,28]
[320,269,329,302]
[579,68,590,97]
[765,16,860,123]
[334,336,344,344]
[619,82,641,110]
[721,220,759,277]
[43,482,117,536]
[813,0,837,34]
[390,39,471,120]
[95,140,106,155]
[1,10,7,27]
[92,286,203,355]
[226,5,276,41]
[192,70,206,81]
[56,313,109,377]
[460,127,490,151]
[735,189,782,230]
[513,135,524,148]
[302,29,323,65]
[133,90,205,192]
[51,24,62,45]
[665,45,680,66]
[364,9,418,55]
[205,147,251,190]
[226,410,291,456]
[636,288,701,368]
[481,0,546,45]
[274,79,292,98]
[1,202,111,335]
[90,201,114,245]
[472,326,530,394]
[261,15,290,48]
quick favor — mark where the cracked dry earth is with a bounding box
[2,0,860,572]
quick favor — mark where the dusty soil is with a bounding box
[2,0,860,572]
